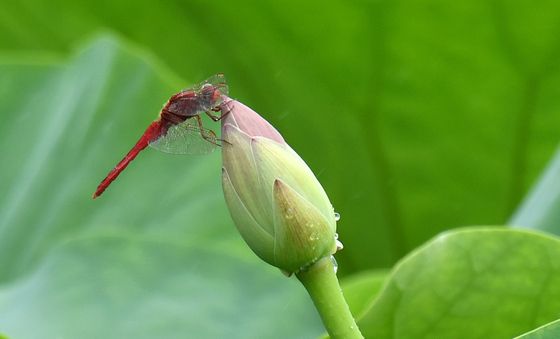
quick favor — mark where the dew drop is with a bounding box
[330,255,338,273]
[285,208,294,219]
[336,239,344,251]
[334,233,339,240]
[334,212,341,221]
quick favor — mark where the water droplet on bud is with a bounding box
[334,212,341,221]
[330,255,338,273]
[336,239,344,251]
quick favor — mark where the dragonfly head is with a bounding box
[199,81,229,110]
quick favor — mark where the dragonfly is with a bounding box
[92,73,231,199]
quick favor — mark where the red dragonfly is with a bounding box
[93,74,230,199]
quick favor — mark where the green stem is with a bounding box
[296,257,364,339]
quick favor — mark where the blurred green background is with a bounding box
[1,0,560,338]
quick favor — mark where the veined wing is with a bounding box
[149,118,218,155]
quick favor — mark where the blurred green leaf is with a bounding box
[0,36,322,339]
[358,228,560,339]
[2,0,560,273]
[340,269,388,320]
[516,319,560,339]
[0,237,321,339]
[511,145,560,234]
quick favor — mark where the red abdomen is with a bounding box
[92,120,164,199]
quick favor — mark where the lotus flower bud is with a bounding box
[220,99,337,274]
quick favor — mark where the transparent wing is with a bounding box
[185,73,228,97]
[149,119,218,155]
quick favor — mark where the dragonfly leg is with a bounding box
[194,115,232,146]
[217,137,232,146]
[206,99,234,121]
[195,115,223,147]
[205,112,221,122]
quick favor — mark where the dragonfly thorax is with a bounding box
[161,85,224,124]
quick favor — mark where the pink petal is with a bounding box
[221,99,285,145]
